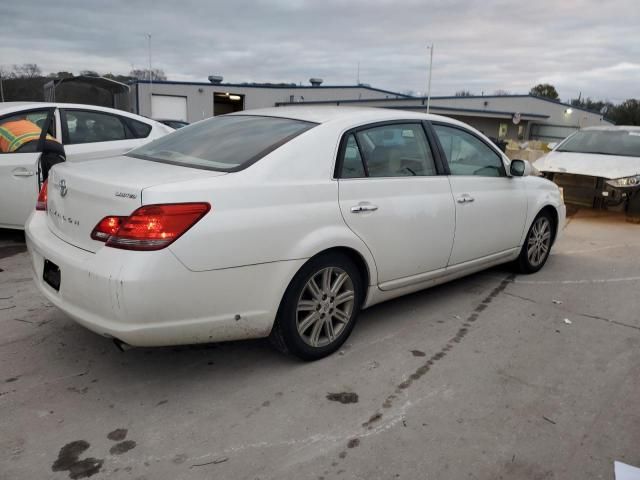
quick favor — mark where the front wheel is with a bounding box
[269,252,363,361]
[516,212,555,274]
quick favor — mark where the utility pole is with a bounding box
[0,69,4,103]
[426,44,434,114]
[146,34,153,83]
[356,62,360,85]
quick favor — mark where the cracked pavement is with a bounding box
[1,208,639,479]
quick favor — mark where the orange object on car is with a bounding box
[0,119,56,153]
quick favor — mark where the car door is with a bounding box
[337,121,455,288]
[0,107,58,229]
[61,109,153,162]
[430,122,528,266]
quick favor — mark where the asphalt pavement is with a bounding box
[1,209,639,480]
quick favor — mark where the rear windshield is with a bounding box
[128,115,316,171]
[557,130,640,158]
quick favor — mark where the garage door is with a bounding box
[151,95,187,121]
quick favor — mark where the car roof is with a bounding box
[0,102,162,125]
[231,106,455,125]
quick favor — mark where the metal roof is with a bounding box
[131,80,411,98]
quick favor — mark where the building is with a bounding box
[122,77,611,142]
[124,77,411,123]
[275,94,612,142]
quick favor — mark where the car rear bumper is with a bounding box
[25,212,304,347]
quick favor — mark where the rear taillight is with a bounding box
[103,203,210,251]
[91,216,127,241]
[36,180,48,211]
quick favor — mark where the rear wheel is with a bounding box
[269,252,363,361]
[516,211,555,274]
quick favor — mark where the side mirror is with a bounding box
[510,159,531,177]
[38,140,66,185]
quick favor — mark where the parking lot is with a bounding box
[1,208,639,479]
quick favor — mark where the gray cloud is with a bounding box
[2,0,639,102]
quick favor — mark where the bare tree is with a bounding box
[129,68,167,81]
[12,63,42,78]
[455,90,473,97]
[493,89,511,96]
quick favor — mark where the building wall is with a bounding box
[429,96,608,129]
[133,82,407,123]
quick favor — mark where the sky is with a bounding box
[2,0,639,103]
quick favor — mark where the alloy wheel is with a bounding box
[527,217,552,267]
[296,267,355,348]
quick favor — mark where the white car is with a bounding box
[25,107,565,360]
[0,102,173,230]
[534,126,640,215]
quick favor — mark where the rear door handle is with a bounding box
[351,204,378,213]
[456,194,475,204]
[12,168,35,177]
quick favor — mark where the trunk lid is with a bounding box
[46,156,225,252]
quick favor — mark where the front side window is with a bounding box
[351,123,437,177]
[433,124,506,177]
[64,110,127,144]
[0,110,54,153]
[128,115,316,171]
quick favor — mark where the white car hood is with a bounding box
[534,151,640,179]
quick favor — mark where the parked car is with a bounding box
[0,102,173,230]
[154,119,190,129]
[25,107,565,360]
[534,126,640,217]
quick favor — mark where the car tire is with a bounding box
[516,211,555,274]
[269,252,364,361]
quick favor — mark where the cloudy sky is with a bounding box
[2,0,639,102]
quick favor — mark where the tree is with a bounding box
[494,89,511,96]
[12,63,42,78]
[530,83,559,100]
[570,97,613,114]
[455,90,473,97]
[79,70,99,77]
[129,68,167,81]
[608,99,640,126]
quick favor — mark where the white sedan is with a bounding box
[534,126,640,216]
[25,107,565,360]
[0,102,173,230]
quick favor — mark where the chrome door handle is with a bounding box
[12,169,35,177]
[351,204,378,213]
[456,195,475,204]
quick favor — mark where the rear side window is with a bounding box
[128,115,316,171]
[64,110,127,144]
[126,118,152,138]
[339,123,437,178]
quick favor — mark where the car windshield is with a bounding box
[557,130,640,158]
[128,115,316,171]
